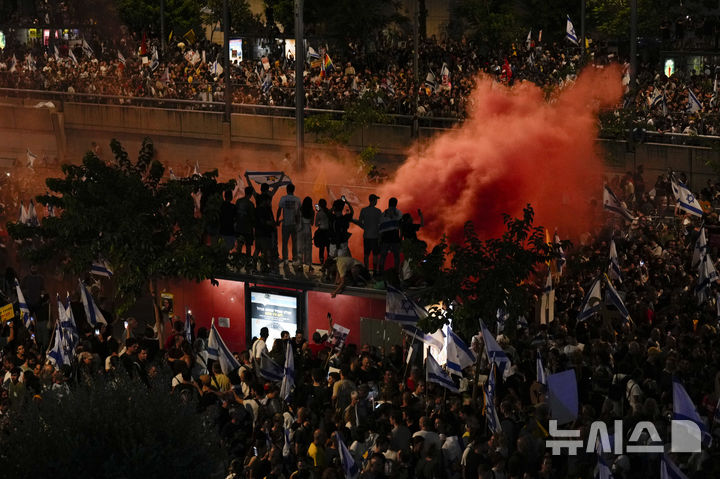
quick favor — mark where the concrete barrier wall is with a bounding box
[2,100,720,190]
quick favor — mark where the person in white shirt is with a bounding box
[251,327,269,362]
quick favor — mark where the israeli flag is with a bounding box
[594,440,614,479]
[673,378,712,447]
[57,294,78,352]
[650,89,664,108]
[280,341,295,400]
[26,200,38,226]
[245,171,291,187]
[536,350,547,386]
[283,427,292,458]
[90,260,113,278]
[210,60,223,77]
[54,46,61,61]
[603,185,636,221]
[402,324,444,351]
[261,73,272,94]
[307,46,321,60]
[671,178,704,217]
[19,202,28,225]
[26,148,37,168]
[578,277,602,321]
[47,320,71,368]
[566,15,579,45]
[604,277,631,322]
[207,322,240,375]
[336,432,359,479]
[150,48,159,72]
[608,239,622,284]
[687,88,702,113]
[258,351,284,382]
[82,38,94,58]
[15,279,32,328]
[692,227,708,269]
[660,453,688,479]
[78,279,107,327]
[68,49,78,65]
[444,326,475,376]
[484,362,502,434]
[695,252,718,305]
[479,320,512,379]
[426,353,459,393]
[386,285,428,324]
[425,71,437,92]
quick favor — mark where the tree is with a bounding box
[0,374,227,478]
[417,205,561,340]
[264,0,402,42]
[8,138,231,316]
[205,0,265,37]
[116,0,204,37]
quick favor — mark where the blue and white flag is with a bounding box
[245,171,291,187]
[149,47,159,72]
[26,200,38,226]
[660,453,688,479]
[18,202,28,225]
[402,324,444,351]
[14,279,32,328]
[566,15,579,45]
[82,38,94,58]
[554,230,566,275]
[540,270,554,324]
[280,341,295,400]
[687,88,702,113]
[207,322,240,375]
[673,378,712,447]
[650,89,665,108]
[696,252,718,305]
[595,440,614,479]
[283,427,292,458]
[578,277,602,321]
[425,71,437,92]
[444,326,475,376]
[184,309,193,343]
[258,351,284,382]
[78,279,107,327]
[484,361,502,434]
[609,239,622,284]
[479,320,511,379]
[336,432,359,479]
[536,350,547,386]
[671,178,704,217]
[603,185,636,221]
[90,260,113,278]
[692,227,708,269]
[68,49,78,65]
[426,352,459,393]
[210,60,223,77]
[261,73,272,94]
[26,148,37,168]
[386,285,428,324]
[604,276,631,322]
[307,46,321,60]
[47,320,72,368]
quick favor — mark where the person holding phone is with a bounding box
[329,198,354,258]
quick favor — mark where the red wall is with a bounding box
[159,279,386,352]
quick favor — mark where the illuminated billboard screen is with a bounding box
[249,290,298,346]
[229,38,243,63]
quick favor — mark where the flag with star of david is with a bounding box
[385,285,428,324]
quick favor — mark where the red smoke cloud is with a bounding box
[377,65,624,245]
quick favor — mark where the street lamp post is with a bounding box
[223,0,231,125]
[295,0,305,169]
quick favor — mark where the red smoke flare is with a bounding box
[377,65,624,245]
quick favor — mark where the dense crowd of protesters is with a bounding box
[2,28,720,135]
[2,167,720,477]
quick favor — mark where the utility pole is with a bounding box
[412,0,419,138]
[160,0,166,51]
[580,0,585,53]
[295,0,305,169]
[223,0,231,124]
[630,0,637,87]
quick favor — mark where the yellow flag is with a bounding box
[183,29,196,45]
